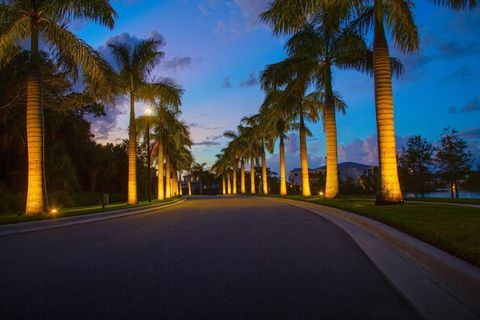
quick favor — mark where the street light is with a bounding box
[145,106,153,203]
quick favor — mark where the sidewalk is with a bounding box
[263,197,480,320]
[0,198,185,237]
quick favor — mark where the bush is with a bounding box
[0,184,24,214]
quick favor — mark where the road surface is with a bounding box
[0,196,418,319]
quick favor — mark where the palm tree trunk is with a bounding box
[157,139,164,200]
[165,154,171,199]
[25,26,46,215]
[279,136,287,196]
[172,168,177,196]
[261,142,268,195]
[250,157,256,194]
[127,91,137,205]
[222,175,226,195]
[232,160,237,194]
[227,172,232,194]
[373,4,403,204]
[324,107,339,199]
[240,158,246,194]
[299,114,311,197]
[324,64,339,199]
[187,175,192,196]
[178,173,182,196]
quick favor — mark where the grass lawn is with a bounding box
[0,197,180,226]
[405,197,480,205]
[265,194,480,267]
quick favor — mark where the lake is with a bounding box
[405,189,480,199]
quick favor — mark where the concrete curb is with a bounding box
[261,197,480,319]
[0,198,185,237]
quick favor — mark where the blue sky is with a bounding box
[76,0,480,171]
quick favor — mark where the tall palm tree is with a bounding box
[212,153,229,195]
[191,162,207,194]
[281,12,382,198]
[165,115,191,197]
[261,62,325,197]
[261,0,476,203]
[109,38,182,205]
[143,107,183,200]
[260,91,292,196]
[0,0,117,215]
[224,125,251,195]
[242,114,269,194]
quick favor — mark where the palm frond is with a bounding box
[0,15,29,68]
[42,19,115,90]
[137,77,183,109]
[44,0,117,29]
[385,0,419,53]
[133,38,164,78]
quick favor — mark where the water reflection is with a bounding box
[405,189,480,199]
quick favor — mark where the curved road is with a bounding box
[0,196,418,319]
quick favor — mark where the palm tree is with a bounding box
[0,0,117,215]
[165,115,191,197]
[144,107,183,200]
[191,162,207,194]
[212,154,229,195]
[261,61,326,197]
[109,38,182,205]
[260,91,292,196]
[242,114,270,194]
[261,0,476,203]
[224,126,251,195]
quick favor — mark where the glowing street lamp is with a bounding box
[145,106,153,203]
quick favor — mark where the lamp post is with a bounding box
[145,106,153,203]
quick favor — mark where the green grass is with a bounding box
[405,197,480,205]
[0,197,180,225]
[264,194,480,267]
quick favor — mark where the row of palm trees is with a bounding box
[0,0,193,215]
[136,107,194,200]
[214,0,476,203]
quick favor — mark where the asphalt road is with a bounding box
[0,196,418,319]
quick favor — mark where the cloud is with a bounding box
[163,56,193,72]
[199,0,269,40]
[459,127,480,139]
[189,122,223,130]
[396,52,432,81]
[233,0,270,27]
[338,135,409,165]
[435,39,480,59]
[193,140,221,146]
[98,31,166,70]
[441,64,479,83]
[84,105,127,142]
[222,77,233,88]
[192,134,224,146]
[459,127,480,164]
[449,97,480,114]
[208,134,224,140]
[239,71,258,87]
[284,134,299,154]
